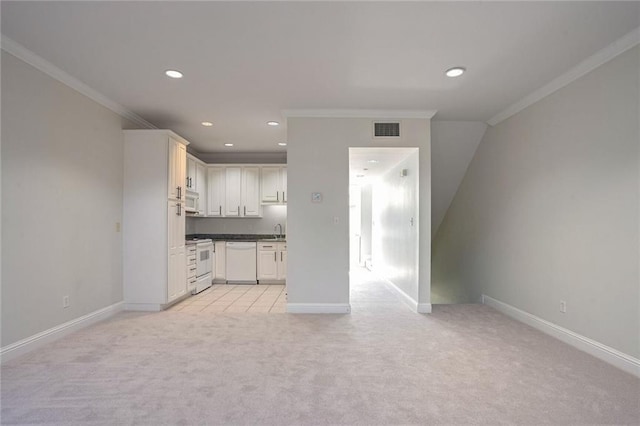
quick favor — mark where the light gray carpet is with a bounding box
[2,270,639,425]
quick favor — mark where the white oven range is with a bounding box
[187,239,214,294]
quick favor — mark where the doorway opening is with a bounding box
[348,147,420,311]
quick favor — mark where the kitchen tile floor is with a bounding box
[169,284,287,313]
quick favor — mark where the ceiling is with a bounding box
[1,2,639,153]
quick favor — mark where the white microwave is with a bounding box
[185,191,199,214]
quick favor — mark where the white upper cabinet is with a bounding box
[281,167,287,203]
[187,154,207,197]
[186,155,197,192]
[225,167,243,216]
[200,164,287,218]
[196,162,207,214]
[168,137,186,201]
[221,166,261,217]
[261,166,287,204]
[242,166,261,217]
[207,166,225,217]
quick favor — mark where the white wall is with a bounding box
[287,117,431,310]
[187,205,287,235]
[372,151,419,300]
[432,46,639,357]
[359,184,373,265]
[430,121,487,237]
[1,52,130,347]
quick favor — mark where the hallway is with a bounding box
[349,267,415,314]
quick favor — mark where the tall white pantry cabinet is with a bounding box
[123,130,188,311]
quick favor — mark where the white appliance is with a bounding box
[185,191,199,214]
[225,241,257,284]
[193,239,214,293]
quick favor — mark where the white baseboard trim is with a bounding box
[482,295,640,378]
[123,303,163,312]
[417,303,432,314]
[287,303,351,314]
[377,274,426,314]
[1,301,124,364]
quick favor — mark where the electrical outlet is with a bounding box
[63,296,70,308]
[560,300,566,313]
[333,216,339,224]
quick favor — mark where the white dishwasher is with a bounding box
[225,242,257,284]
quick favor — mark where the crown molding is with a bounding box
[488,26,640,127]
[282,109,437,119]
[1,35,156,129]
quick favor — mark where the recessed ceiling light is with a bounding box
[278,142,287,146]
[267,121,280,126]
[224,143,234,147]
[201,121,213,127]
[165,70,183,79]
[368,160,379,163]
[445,67,466,78]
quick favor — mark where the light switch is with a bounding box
[333,216,339,224]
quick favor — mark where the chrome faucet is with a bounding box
[274,223,283,239]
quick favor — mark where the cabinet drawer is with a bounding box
[187,245,197,255]
[258,243,277,251]
[187,264,198,278]
[187,255,197,266]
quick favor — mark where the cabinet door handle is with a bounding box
[282,191,285,202]
[177,186,182,200]
[244,206,246,216]
[281,252,283,262]
[219,206,222,216]
[177,203,181,216]
[274,252,277,262]
[277,192,279,202]
[237,206,240,215]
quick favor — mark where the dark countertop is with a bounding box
[186,234,286,242]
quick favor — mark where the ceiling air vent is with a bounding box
[373,121,400,138]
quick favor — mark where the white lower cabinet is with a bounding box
[214,241,226,282]
[257,242,286,283]
[168,202,187,302]
[186,244,197,293]
[278,245,287,281]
